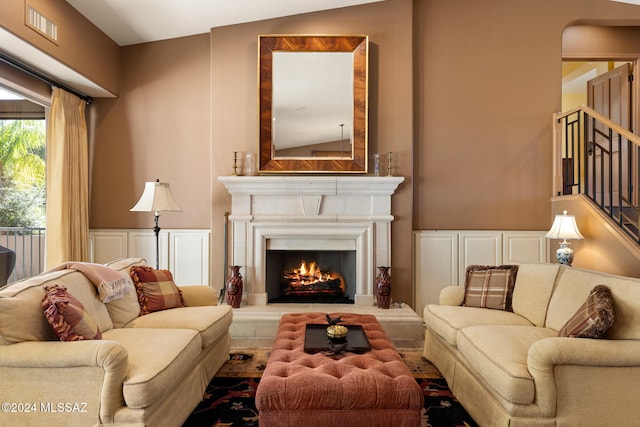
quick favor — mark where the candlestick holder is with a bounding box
[374,154,380,176]
[232,151,239,176]
[386,151,393,177]
[245,152,257,176]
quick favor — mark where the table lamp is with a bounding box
[545,210,584,266]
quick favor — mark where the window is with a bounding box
[0,86,46,282]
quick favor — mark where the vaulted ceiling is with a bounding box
[64,0,384,46]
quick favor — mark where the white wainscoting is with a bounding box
[89,229,210,286]
[413,230,549,316]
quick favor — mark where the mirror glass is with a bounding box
[259,35,368,173]
[272,51,353,158]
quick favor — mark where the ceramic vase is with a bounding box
[376,266,391,309]
[226,265,243,308]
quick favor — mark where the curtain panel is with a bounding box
[45,87,89,267]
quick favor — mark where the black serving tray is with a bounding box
[303,324,371,354]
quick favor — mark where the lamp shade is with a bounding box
[130,180,182,213]
[545,210,584,241]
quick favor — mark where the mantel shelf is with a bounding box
[218,175,405,196]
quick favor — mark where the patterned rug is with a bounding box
[183,350,478,427]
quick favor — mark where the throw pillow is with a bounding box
[463,265,519,311]
[129,266,186,315]
[42,284,102,341]
[558,285,614,338]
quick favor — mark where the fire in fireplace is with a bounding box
[266,250,355,303]
[282,260,345,298]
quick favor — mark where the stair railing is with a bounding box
[553,105,640,243]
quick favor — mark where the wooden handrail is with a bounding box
[555,105,640,149]
[553,105,640,196]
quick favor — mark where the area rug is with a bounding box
[182,350,478,427]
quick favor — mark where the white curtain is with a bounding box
[45,87,89,267]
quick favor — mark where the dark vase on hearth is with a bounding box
[376,266,391,309]
[226,266,243,308]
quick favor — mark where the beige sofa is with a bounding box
[423,263,640,427]
[0,258,233,427]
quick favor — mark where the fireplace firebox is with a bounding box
[266,250,356,303]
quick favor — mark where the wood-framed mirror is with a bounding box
[258,34,369,173]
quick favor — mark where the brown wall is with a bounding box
[413,0,640,232]
[89,34,211,229]
[210,0,415,304]
[0,0,120,95]
[563,25,640,59]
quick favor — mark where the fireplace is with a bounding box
[266,249,356,303]
[218,176,404,306]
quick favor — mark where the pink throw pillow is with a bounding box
[129,266,185,315]
[42,284,102,341]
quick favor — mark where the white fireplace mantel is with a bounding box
[218,175,404,306]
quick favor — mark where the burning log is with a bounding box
[281,260,346,297]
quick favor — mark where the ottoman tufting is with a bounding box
[256,312,423,427]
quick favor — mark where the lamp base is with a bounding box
[153,212,160,270]
[556,241,574,266]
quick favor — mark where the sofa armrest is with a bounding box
[439,286,464,306]
[528,337,640,419]
[528,337,640,368]
[179,285,218,306]
[0,340,128,425]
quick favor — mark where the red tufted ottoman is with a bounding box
[255,312,423,427]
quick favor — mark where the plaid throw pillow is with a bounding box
[129,266,186,315]
[42,284,102,341]
[463,265,519,311]
[558,285,614,338]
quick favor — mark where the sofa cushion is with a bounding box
[130,266,185,315]
[423,304,532,346]
[558,285,614,338]
[511,263,561,327]
[546,266,640,339]
[42,284,102,341]
[463,265,518,311]
[101,328,202,409]
[0,269,113,343]
[457,325,557,404]
[124,305,233,348]
[104,258,147,328]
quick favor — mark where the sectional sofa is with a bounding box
[423,263,640,426]
[0,257,232,426]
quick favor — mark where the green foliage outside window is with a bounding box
[0,120,46,228]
